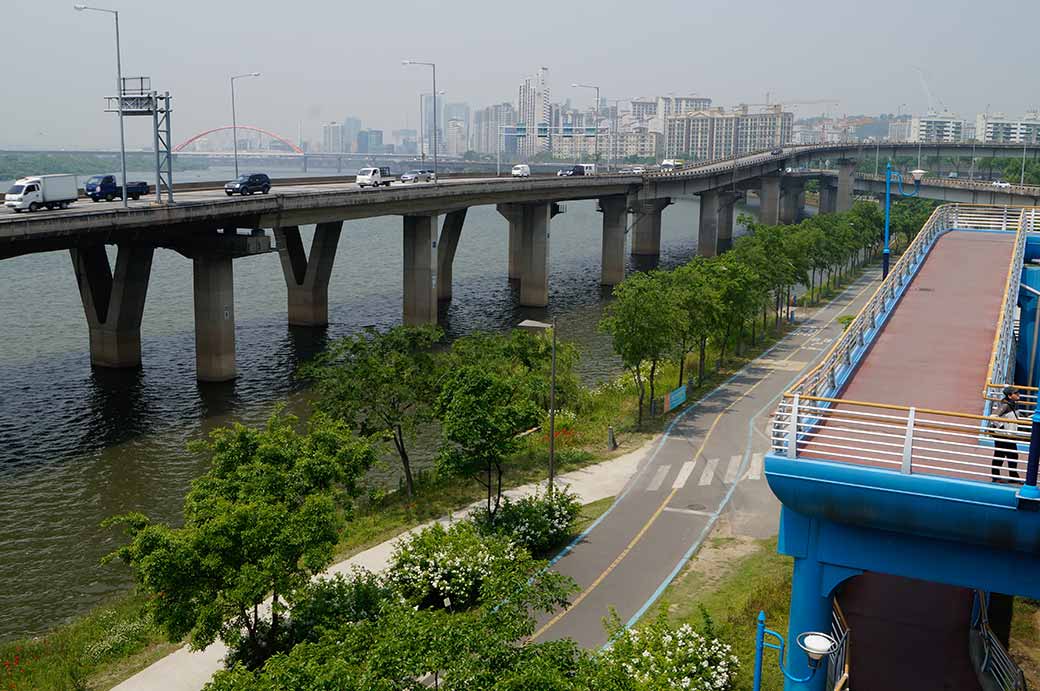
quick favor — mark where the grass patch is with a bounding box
[651,535,793,691]
[1011,597,1040,688]
[0,593,176,691]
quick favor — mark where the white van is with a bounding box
[511,164,531,178]
[570,163,596,176]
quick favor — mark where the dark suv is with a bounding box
[225,173,271,196]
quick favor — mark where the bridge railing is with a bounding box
[772,205,1038,480]
[826,600,851,691]
[771,394,1030,484]
[971,591,1027,691]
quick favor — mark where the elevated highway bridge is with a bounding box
[2,142,1039,382]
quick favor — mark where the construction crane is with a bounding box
[737,98,841,110]
[912,66,947,114]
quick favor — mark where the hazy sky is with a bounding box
[3,0,1037,149]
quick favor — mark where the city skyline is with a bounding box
[3,0,1038,150]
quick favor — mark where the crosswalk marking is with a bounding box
[698,458,719,486]
[672,461,697,489]
[647,465,670,492]
[748,453,765,480]
[723,455,743,484]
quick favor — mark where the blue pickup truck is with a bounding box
[84,175,149,202]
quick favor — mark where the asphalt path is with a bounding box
[532,267,883,648]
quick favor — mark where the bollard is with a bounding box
[1021,409,1040,500]
[607,426,618,450]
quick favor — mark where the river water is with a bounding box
[0,166,743,641]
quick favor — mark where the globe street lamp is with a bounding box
[231,72,261,178]
[882,162,925,279]
[753,611,839,691]
[74,4,128,209]
[403,60,438,183]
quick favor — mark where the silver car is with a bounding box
[401,169,436,183]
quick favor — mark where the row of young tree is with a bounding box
[600,199,936,427]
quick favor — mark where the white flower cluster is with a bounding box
[608,621,739,691]
[386,523,518,610]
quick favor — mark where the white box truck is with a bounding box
[4,175,79,212]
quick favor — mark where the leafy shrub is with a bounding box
[287,569,388,645]
[601,608,740,691]
[472,487,581,556]
[84,609,152,663]
[384,521,520,611]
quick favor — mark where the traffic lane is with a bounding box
[0,177,504,219]
[534,270,882,646]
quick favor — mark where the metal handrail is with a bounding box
[984,208,1029,397]
[972,591,1026,691]
[771,395,1031,484]
[827,600,851,691]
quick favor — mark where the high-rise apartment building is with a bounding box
[322,122,345,153]
[517,67,551,159]
[975,112,1040,144]
[472,102,518,154]
[443,102,470,143]
[887,117,912,142]
[910,112,966,143]
[356,129,384,154]
[445,119,467,156]
[342,116,362,153]
[663,106,792,160]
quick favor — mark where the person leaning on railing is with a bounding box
[989,387,1023,483]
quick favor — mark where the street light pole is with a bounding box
[572,83,601,167]
[403,60,438,183]
[75,4,128,209]
[1022,130,1030,186]
[548,317,557,494]
[230,72,261,178]
[883,161,925,279]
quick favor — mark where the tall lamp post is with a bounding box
[74,4,128,209]
[403,60,438,183]
[230,72,261,178]
[518,318,558,494]
[572,83,601,166]
[882,161,925,279]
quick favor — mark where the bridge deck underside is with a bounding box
[801,230,1016,480]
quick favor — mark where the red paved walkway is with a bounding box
[841,230,1014,414]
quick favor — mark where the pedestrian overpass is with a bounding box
[766,204,1040,690]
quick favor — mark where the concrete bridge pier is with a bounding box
[275,222,343,327]
[716,192,738,253]
[837,159,856,212]
[598,195,627,286]
[698,190,722,257]
[71,244,154,369]
[403,214,438,325]
[758,174,781,226]
[436,209,467,302]
[780,179,806,225]
[498,204,522,280]
[193,255,237,382]
[630,198,670,256]
[818,179,837,214]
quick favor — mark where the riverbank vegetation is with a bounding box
[2,199,941,689]
[0,152,209,181]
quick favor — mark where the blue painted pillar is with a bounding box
[784,513,833,691]
[1015,266,1040,387]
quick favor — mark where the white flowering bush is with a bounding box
[471,486,581,557]
[384,521,519,611]
[601,609,739,691]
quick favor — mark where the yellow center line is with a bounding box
[531,272,880,642]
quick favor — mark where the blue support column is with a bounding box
[782,511,833,691]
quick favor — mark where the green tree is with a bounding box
[104,413,375,668]
[599,271,679,427]
[435,366,541,520]
[302,325,442,498]
[670,260,718,387]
